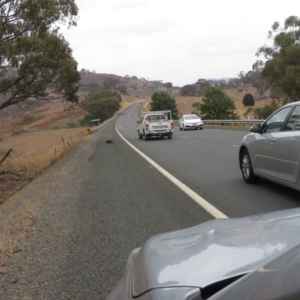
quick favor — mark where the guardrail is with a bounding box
[90,125,102,132]
[203,119,264,125]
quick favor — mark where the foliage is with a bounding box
[243,107,254,119]
[242,93,255,106]
[0,0,80,111]
[19,115,43,125]
[199,87,239,119]
[150,91,179,120]
[195,79,210,96]
[180,84,197,96]
[253,100,278,119]
[50,124,60,130]
[12,129,30,135]
[65,121,77,128]
[255,15,300,104]
[103,77,120,90]
[116,84,127,95]
[191,102,201,108]
[80,90,121,122]
[163,82,173,88]
[82,83,101,93]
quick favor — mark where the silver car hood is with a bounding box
[131,208,300,297]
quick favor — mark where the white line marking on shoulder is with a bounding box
[116,119,228,219]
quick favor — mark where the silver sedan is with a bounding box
[239,101,300,191]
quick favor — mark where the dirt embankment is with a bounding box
[0,128,88,203]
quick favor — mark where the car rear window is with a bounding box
[146,114,167,121]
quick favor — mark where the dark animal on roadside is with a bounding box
[106,140,113,144]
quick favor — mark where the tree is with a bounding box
[242,93,255,106]
[80,90,121,125]
[163,82,173,88]
[255,15,300,104]
[253,100,278,119]
[180,84,197,96]
[150,91,179,120]
[116,84,127,95]
[103,77,120,90]
[0,0,79,111]
[195,78,210,96]
[199,87,239,119]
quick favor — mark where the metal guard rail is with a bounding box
[202,119,264,125]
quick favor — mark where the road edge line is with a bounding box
[115,119,228,219]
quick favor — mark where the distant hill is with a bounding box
[78,71,177,99]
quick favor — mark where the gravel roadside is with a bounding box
[0,129,101,299]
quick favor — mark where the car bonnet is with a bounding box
[131,208,300,297]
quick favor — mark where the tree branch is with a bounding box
[0,148,12,166]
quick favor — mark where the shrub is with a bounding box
[19,115,43,125]
[65,121,77,128]
[242,93,255,106]
[50,124,60,130]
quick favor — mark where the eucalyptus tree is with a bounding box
[255,15,300,104]
[0,0,80,111]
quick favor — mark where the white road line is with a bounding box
[116,119,228,219]
[127,104,136,119]
[232,145,239,148]
[208,129,248,133]
[182,136,191,138]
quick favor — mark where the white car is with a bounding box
[179,114,203,130]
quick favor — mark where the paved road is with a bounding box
[1,103,300,299]
[118,103,300,218]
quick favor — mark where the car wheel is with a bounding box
[180,126,182,130]
[143,130,149,141]
[241,149,259,183]
[138,131,142,139]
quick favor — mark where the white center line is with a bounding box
[232,145,239,148]
[182,136,191,139]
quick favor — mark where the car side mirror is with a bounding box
[250,124,261,133]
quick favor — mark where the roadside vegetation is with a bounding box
[149,91,179,120]
[79,90,122,126]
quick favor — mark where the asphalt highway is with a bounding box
[118,103,300,218]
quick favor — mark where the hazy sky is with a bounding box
[60,0,300,87]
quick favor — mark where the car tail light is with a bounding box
[146,123,149,130]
